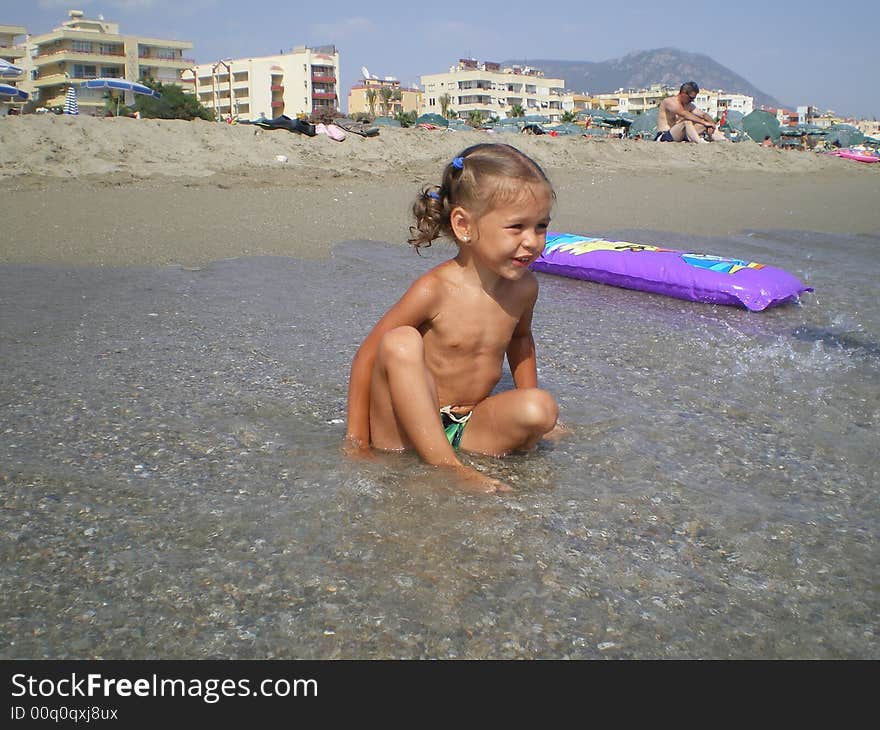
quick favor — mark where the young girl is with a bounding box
[345,143,559,494]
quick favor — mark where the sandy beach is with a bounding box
[1,114,878,266]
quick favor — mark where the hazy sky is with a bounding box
[6,0,877,119]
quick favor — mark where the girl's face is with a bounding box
[466,185,553,280]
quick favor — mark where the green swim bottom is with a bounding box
[440,406,472,449]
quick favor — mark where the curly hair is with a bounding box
[408,143,554,250]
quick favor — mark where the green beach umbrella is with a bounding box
[824,124,865,147]
[627,107,659,138]
[372,116,401,127]
[742,110,781,143]
[414,113,449,127]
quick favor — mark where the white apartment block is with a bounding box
[23,10,193,112]
[186,46,339,122]
[420,59,566,121]
[596,84,753,118]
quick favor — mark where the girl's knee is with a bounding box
[519,388,558,434]
[377,326,424,367]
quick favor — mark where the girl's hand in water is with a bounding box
[342,436,377,461]
[450,464,513,495]
[544,420,571,440]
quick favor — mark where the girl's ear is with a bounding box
[449,206,473,243]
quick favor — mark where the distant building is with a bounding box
[347,75,420,117]
[420,59,566,121]
[186,46,339,121]
[23,9,194,113]
[595,84,753,119]
[0,24,27,108]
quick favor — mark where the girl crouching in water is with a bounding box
[345,143,559,494]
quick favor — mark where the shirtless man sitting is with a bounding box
[655,81,718,143]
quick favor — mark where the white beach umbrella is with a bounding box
[0,58,23,78]
[64,85,79,115]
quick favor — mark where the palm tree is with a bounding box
[467,110,483,128]
[379,87,393,116]
[365,88,377,117]
[509,104,525,118]
[439,93,451,119]
[560,110,577,123]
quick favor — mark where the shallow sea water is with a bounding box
[1,229,877,659]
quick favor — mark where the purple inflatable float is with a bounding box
[531,233,812,311]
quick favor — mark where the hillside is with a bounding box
[505,48,784,109]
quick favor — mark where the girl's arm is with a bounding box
[506,281,539,389]
[345,274,440,450]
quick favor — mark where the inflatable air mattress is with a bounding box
[531,233,812,311]
[827,149,879,163]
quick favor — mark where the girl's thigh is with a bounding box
[459,388,558,455]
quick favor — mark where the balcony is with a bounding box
[34,48,125,64]
[271,100,283,108]
[137,54,195,66]
[32,73,69,88]
[312,91,336,100]
[271,84,284,92]
[311,74,335,84]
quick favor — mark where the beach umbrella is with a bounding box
[0,83,28,102]
[81,78,160,97]
[720,110,744,131]
[372,116,401,127]
[546,122,584,136]
[414,112,449,128]
[521,113,550,124]
[824,124,865,148]
[63,86,79,115]
[80,78,160,116]
[0,58,23,78]
[742,110,781,143]
[627,107,659,138]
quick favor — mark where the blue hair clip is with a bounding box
[451,156,464,169]
[427,191,440,200]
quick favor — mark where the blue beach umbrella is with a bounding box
[80,78,161,97]
[80,78,160,116]
[0,83,28,102]
[0,58,23,78]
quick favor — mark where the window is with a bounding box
[98,43,117,55]
[101,66,122,78]
[72,40,93,53]
[72,64,97,79]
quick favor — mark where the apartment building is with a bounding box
[348,75,420,117]
[595,84,753,119]
[0,24,27,106]
[420,59,566,121]
[21,10,193,112]
[0,23,27,69]
[186,46,339,122]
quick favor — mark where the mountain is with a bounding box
[504,48,784,110]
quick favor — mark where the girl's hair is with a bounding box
[408,143,554,250]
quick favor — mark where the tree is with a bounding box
[509,104,525,118]
[379,87,393,116]
[365,88,377,117]
[395,110,417,128]
[439,93,451,119]
[467,110,483,128]
[135,78,214,121]
[560,110,577,123]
